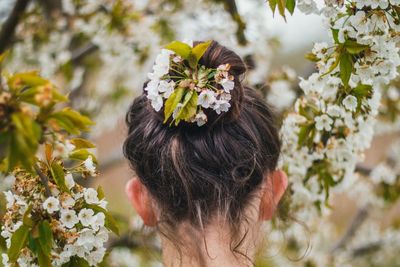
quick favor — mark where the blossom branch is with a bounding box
[330,205,369,254]
[0,0,30,53]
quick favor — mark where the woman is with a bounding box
[123,40,288,267]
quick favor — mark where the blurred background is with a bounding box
[1,0,399,266]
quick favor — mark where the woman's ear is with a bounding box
[259,169,288,221]
[125,177,157,226]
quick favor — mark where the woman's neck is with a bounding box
[160,220,260,267]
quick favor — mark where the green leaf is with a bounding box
[69,149,98,164]
[18,87,40,104]
[344,40,369,55]
[97,185,105,200]
[163,87,185,124]
[321,171,335,202]
[286,0,296,15]
[28,234,38,254]
[175,90,198,126]
[332,29,340,44]
[268,0,277,14]
[50,161,70,193]
[188,54,197,69]
[8,113,41,171]
[23,205,34,227]
[298,124,314,146]
[86,205,120,235]
[321,52,340,77]
[38,220,53,255]
[7,225,30,262]
[164,41,192,59]
[277,0,287,19]
[0,51,9,64]
[269,0,277,14]
[304,52,319,62]
[50,108,93,134]
[340,53,353,87]
[69,138,95,149]
[189,40,212,68]
[62,256,90,267]
[9,72,48,90]
[351,84,373,98]
[51,89,69,103]
[37,245,52,267]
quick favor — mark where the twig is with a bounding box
[330,205,369,254]
[68,43,98,105]
[71,43,98,65]
[36,0,62,20]
[351,240,383,258]
[355,164,372,176]
[34,164,51,197]
[214,0,247,45]
[0,0,31,53]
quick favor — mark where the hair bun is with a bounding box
[144,40,247,127]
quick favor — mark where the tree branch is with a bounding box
[71,43,98,65]
[34,164,51,197]
[331,205,369,254]
[0,0,30,54]
[351,240,382,258]
[214,0,247,45]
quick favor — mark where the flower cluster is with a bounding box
[265,66,297,112]
[145,40,235,126]
[1,155,116,267]
[280,0,400,209]
[267,1,400,265]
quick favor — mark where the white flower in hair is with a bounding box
[148,94,163,112]
[152,49,173,78]
[194,110,208,126]
[220,78,234,92]
[146,40,236,126]
[213,99,231,115]
[158,80,175,98]
[198,90,216,108]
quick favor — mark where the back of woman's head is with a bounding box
[123,40,281,248]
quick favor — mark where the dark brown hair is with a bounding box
[123,40,281,263]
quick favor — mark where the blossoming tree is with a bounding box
[1,0,400,266]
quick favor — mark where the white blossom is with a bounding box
[60,209,79,229]
[43,197,60,213]
[194,110,207,126]
[84,188,99,205]
[198,90,216,109]
[83,156,97,176]
[78,208,96,227]
[314,114,333,131]
[342,95,358,112]
[370,164,397,185]
[65,173,75,189]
